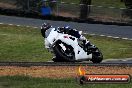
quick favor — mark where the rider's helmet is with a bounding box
[41,23,51,31]
[41,23,51,37]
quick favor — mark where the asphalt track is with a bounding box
[0,15,132,64]
[0,62,132,66]
[0,15,132,39]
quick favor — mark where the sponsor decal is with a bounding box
[77,66,131,84]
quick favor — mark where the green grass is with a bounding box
[85,35,132,59]
[60,0,125,8]
[0,0,125,8]
[0,76,131,88]
[0,24,52,62]
[0,24,132,62]
[92,0,125,8]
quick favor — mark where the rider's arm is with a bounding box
[41,28,46,38]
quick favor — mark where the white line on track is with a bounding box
[16,25,21,27]
[120,8,126,10]
[107,36,113,38]
[129,39,132,41]
[113,37,120,39]
[122,38,129,40]
[26,26,30,27]
[33,27,39,29]
[83,32,132,41]
[100,35,106,37]
[109,7,115,9]
[90,34,96,36]
[9,24,13,26]
[1,23,132,41]
[83,33,87,34]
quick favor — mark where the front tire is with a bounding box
[53,41,75,62]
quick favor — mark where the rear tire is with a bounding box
[53,41,75,62]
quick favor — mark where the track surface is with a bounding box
[0,62,132,66]
[0,15,132,39]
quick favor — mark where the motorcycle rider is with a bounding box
[41,23,86,41]
[41,23,93,55]
[41,23,91,50]
[41,23,53,49]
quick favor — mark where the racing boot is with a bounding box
[52,56,63,62]
[52,56,61,62]
[52,56,57,62]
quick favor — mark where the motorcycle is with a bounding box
[41,25,103,63]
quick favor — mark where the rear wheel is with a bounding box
[53,41,75,62]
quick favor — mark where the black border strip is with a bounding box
[0,62,132,66]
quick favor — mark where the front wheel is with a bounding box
[91,48,103,63]
[53,41,75,62]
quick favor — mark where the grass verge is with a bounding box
[60,0,125,8]
[0,24,132,61]
[0,76,131,88]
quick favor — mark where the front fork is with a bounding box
[84,41,97,54]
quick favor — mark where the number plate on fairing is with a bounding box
[59,43,66,51]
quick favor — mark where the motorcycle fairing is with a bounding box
[55,34,92,60]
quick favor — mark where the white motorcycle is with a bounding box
[41,24,103,63]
